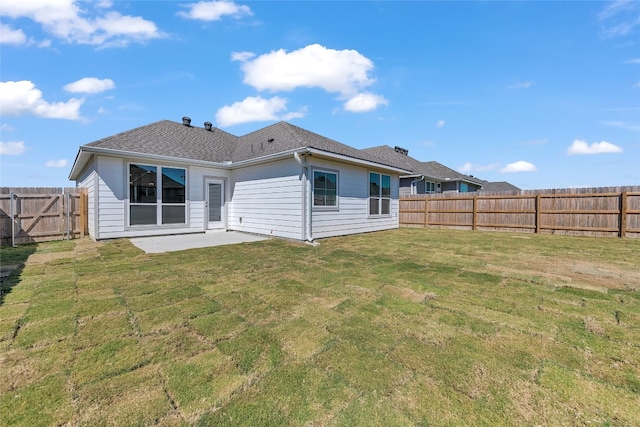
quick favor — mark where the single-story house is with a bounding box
[69,118,412,242]
[361,145,491,195]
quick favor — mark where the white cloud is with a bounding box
[231,51,255,62]
[0,0,163,47]
[436,120,445,128]
[0,141,26,155]
[567,139,623,155]
[64,77,115,94]
[459,162,500,173]
[598,0,640,37]
[1,123,15,131]
[236,44,376,96]
[216,96,302,127]
[233,44,387,112]
[0,80,84,120]
[178,1,252,21]
[500,161,537,173]
[0,23,27,45]
[625,58,640,64]
[599,120,640,132]
[343,92,388,113]
[282,106,308,122]
[507,81,533,90]
[45,159,68,168]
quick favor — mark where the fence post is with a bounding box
[65,192,71,240]
[535,194,541,234]
[10,192,17,247]
[472,196,478,231]
[620,191,627,238]
[424,198,429,228]
[80,191,87,237]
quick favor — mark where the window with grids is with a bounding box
[129,164,186,226]
[369,172,391,216]
[313,170,338,207]
[425,181,436,194]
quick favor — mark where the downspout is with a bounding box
[294,151,314,243]
[410,175,425,195]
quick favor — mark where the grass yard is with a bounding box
[1,228,639,426]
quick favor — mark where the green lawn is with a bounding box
[1,228,639,426]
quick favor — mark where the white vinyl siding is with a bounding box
[189,166,231,232]
[80,155,232,239]
[77,153,399,241]
[228,159,303,240]
[310,159,399,239]
[95,156,125,238]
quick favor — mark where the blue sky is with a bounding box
[1,0,639,190]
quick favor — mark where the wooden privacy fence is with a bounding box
[400,186,640,238]
[0,188,88,246]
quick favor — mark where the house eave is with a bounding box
[68,146,233,180]
[306,148,411,174]
[68,144,412,181]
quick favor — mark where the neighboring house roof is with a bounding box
[70,120,411,180]
[362,145,484,186]
[478,180,521,192]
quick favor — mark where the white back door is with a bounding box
[206,180,224,229]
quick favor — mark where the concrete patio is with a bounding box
[129,230,270,253]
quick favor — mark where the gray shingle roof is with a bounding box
[81,120,409,170]
[76,120,517,193]
[85,120,238,163]
[235,122,399,166]
[478,180,521,192]
[362,145,484,185]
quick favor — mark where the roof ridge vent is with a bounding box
[394,146,409,155]
[182,116,192,126]
[204,121,213,131]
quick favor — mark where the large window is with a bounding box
[425,181,436,194]
[369,172,391,216]
[161,167,186,224]
[313,170,337,207]
[129,164,186,226]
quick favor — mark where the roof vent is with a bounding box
[204,121,213,131]
[394,146,409,155]
[182,116,192,126]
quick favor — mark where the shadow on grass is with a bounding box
[0,243,37,307]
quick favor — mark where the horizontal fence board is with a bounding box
[400,186,640,238]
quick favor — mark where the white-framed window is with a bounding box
[369,172,391,216]
[425,181,436,194]
[313,169,338,208]
[129,163,186,226]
